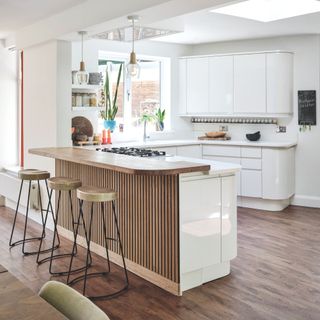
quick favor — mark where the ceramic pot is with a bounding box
[104,120,116,132]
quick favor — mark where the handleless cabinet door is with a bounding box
[234,54,266,114]
[180,176,221,274]
[179,59,187,114]
[241,169,262,197]
[186,57,209,114]
[177,145,202,159]
[267,52,293,114]
[221,175,237,262]
[209,56,234,114]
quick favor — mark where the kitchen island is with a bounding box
[30,147,240,295]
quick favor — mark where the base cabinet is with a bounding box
[202,144,295,207]
[179,173,237,291]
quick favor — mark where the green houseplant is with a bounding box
[155,107,166,131]
[100,63,123,131]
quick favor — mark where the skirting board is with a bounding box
[57,226,181,296]
[291,194,320,209]
[238,197,290,211]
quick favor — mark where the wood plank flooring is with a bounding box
[0,205,319,320]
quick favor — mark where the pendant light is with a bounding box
[76,31,89,85]
[126,15,140,79]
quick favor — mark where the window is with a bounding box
[98,52,170,135]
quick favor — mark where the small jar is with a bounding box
[82,94,90,107]
[89,94,97,107]
[75,93,83,107]
[72,94,76,107]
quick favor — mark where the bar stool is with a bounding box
[67,186,129,300]
[37,177,91,276]
[9,169,59,255]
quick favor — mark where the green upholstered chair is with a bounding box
[39,281,110,320]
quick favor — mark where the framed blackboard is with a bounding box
[298,90,317,125]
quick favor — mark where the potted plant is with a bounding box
[155,107,166,131]
[100,63,123,132]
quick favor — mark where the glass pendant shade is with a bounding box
[126,52,140,78]
[76,61,89,85]
[76,31,89,85]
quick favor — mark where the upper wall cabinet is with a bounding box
[186,57,209,114]
[179,51,294,117]
[209,56,234,114]
[266,53,293,114]
[234,53,266,114]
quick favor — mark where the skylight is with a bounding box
[211,0,320,22]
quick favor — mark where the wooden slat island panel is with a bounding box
[30,147,210,176]
[56,160,181,294]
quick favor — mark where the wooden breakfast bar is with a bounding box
[30,147,239,295]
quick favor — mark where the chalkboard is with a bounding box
[298,90,317,125]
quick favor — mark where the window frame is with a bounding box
[98,51,171,133]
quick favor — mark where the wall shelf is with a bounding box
[72,107,103,112]
[72,84,102,91]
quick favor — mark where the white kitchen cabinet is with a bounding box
[179,171,238,291]
[180,175,222,274]
[241,169,262,198]
[267,52,293,114]
[209,56,234,114]
[203,155,241,195]
[262,148,295,200]
[203,145,241,157]
[179,59,187,115]
[177,145,202,159]
[186,57,209,114]
[153,146,177,156]
[234,54,266,114]
[221,175,237,262]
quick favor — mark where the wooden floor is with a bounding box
[0,205,320,320]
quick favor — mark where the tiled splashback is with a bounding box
[192,121,297,142]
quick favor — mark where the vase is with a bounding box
[156,121,164,132]
[104,120,116,132]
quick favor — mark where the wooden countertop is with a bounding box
[29,147,210,176]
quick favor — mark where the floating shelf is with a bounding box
[72,107,103,111]
[72,84,102,91]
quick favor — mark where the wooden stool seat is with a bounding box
[18,169,50,181]
[77,186,117,203]
[48,177,82,191]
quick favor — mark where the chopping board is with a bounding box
[198,136,231,141]
[72,116,94,138]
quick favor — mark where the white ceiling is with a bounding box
[151,7,320,44]
[0,0,86,39]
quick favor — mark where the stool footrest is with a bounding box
[10,236,43,247]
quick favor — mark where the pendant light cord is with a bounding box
[132,18,135,52]
[81,32,84,62]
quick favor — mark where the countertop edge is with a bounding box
[29,148,211,176]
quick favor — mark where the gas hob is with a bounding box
[96,147,166,158]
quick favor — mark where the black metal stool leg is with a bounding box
[37,180,46,238]
[48,190,62,274]
[21,181,32,255]
[82,203,94,296]
[9,179,23,247]
[111,201,129,287]
[36,188,52,263]
[101,203,111,272]
[67,200,92,283]
[69,191,78,256]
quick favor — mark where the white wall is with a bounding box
[24,40,71,172]
[190,35,320,207]
[0,42,18,167]
[72,39,193,140]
